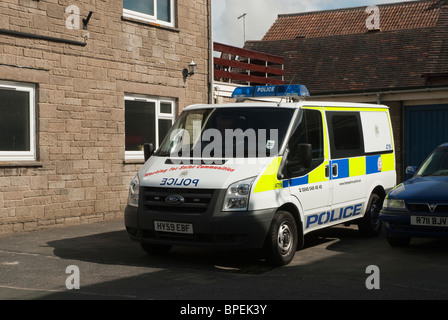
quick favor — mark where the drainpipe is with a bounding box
[377,93,382,104]
[0,28,87,47]
[208,0,214,104]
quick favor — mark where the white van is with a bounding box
[125,85,396,266]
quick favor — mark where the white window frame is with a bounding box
[0,81,36,162]
[125,94,176,161]
[123,0,176,28]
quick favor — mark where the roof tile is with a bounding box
[263,0,441,41]
[245,0,448,93]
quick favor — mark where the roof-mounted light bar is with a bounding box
[232,84,310,99]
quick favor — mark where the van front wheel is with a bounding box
[358,193,383,237]
[264,211,298,267]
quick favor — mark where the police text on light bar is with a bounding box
[231,85,310,99]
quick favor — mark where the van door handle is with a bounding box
[332,163,338,178]
[325,164,330,178]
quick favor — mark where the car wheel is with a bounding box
[386,236,411,247]
[358,193,383,237]
[264,211,298,267]
[140,243,172,255]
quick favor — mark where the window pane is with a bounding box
[160,102,172,114]
[157,108,295,158]
[158,119,172,145]
[327,112,364,159]
[305,110,324,159]
[332,115,361,151]
[124,0,154,16]
[157,0,171,22]
[288,110,324,177]
[0,89,30,152]
[417,148,448,177]
[125,100,156,151]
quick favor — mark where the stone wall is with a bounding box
[0,0,211,234]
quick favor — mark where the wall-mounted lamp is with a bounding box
[183,60,197,80]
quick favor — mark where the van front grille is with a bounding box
[142,187,216,214]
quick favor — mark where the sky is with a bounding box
[212,0,413,47]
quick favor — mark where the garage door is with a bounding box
[404,104,448,176]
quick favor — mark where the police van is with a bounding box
[125,85,396,266]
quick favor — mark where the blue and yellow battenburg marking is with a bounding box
[254,153,395,193]
[329,153,395,181]
[285,161,329,187]
[253,105,394,193]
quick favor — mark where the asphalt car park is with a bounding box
[1,219,448,303]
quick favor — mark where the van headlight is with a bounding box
[128,175,140,207]
[223,177,255,212]
[383,198,406,210]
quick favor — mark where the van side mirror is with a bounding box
[144,143,155,162]
[406,166,417,176]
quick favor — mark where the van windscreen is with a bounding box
[157,107,295,159]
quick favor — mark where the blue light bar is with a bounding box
[232,85,310,99]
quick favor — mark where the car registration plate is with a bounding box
[411,216,448,227]
[154,221,193,234]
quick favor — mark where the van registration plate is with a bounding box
[154,221,194,234]
[411,216,448,227]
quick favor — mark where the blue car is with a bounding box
[380,143,448,246]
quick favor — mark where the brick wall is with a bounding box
[0,0,211,234]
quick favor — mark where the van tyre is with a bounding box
[264,211,298,267]
[358,193,383,237]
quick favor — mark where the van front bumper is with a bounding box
[125,205,276,250]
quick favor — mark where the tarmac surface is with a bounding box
[1,218,448,301]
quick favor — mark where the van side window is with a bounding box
[288,109,324,177]
[327,111,365,159]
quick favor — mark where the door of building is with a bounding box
[404,104,448,178]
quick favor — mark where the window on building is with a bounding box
[0,81,36,162]
[123,0,175,27]
[125,95,175,160]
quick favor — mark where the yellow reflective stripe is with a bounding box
[387,112,395,151]
[308,161,329,184]
[359,107,389,112]
[320,106,389,112]
[254,157,283,194]
[322,107,356,112]
[381,153,395,172]
[349,157,366,177]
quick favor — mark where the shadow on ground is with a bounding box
[41,225,448,300]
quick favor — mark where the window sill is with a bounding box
[121,16,179,33]
[124,159,145,165]
[0,161,43,168]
